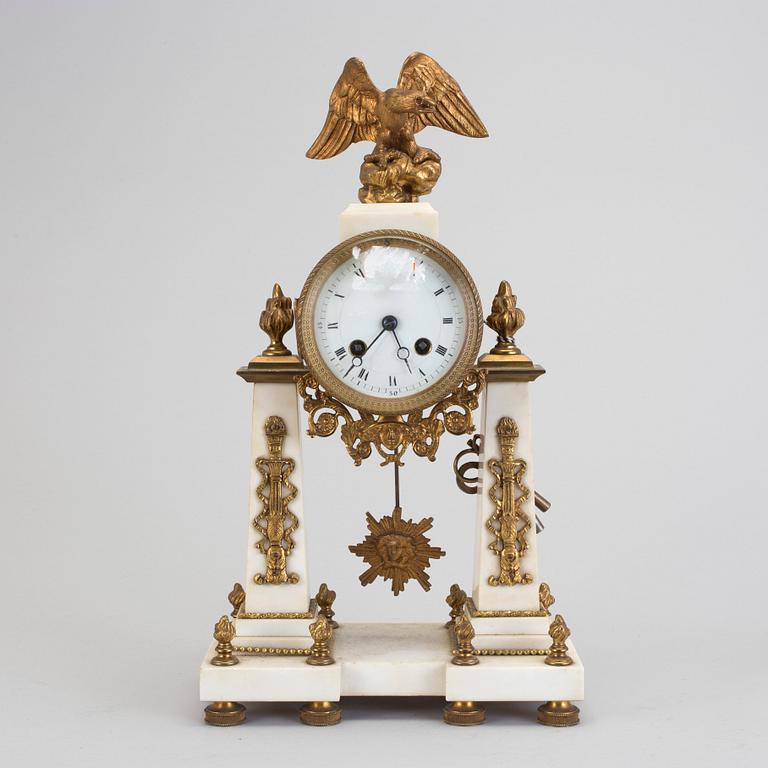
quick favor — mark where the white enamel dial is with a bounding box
[314,242,466,399]
[297,232,482,415]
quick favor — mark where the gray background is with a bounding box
[1,1,766,765]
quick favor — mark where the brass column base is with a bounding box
[299,701,342,726]
[443,700,486,726]
[204,701,246,726]
[537,700,580,727]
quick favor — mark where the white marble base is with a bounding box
[231,634,314,650]
[234,616,315,639]
[471,633,551,651]
[338,202,439,240]
[200,623,583,703]
[200,640,339,703]
[469,614,551,636]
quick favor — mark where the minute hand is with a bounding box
[391,329,412,374]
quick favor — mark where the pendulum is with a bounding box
[348,462,446,595]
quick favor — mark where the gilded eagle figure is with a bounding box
[307,53,488,203]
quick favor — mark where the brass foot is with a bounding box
[204,701,246,726]
[537,700,580,727]
[299,701,341,726]
[443,700,485,726]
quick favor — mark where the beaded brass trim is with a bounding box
[447,620,547,657]
[237,599,317,620]
[233,646,311,656]
[476,648,548,657]
[467,597,546,619]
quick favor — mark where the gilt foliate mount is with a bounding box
[307,53,487,203]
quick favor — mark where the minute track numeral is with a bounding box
[436,344,448,356]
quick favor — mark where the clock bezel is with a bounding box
[295,229,483,415]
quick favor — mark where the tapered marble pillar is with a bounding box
[471,282,547,616]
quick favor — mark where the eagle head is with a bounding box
[383,88,436,115]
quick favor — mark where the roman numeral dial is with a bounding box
[298,233,482,415]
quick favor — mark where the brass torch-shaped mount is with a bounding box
[486,281,525,356]
[545,614,574,667]
[259,283,294,357]
[211,616,239,667]
[307,615,335,666]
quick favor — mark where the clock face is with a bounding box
[297,231,482,414]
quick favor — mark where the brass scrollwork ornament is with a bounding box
[298,368,484,467]
[253,416,300,585]
[486,417,533,587]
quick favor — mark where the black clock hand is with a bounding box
[391,329,412,374]
[344,326,387,377]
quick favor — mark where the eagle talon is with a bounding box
[413,148,440,165]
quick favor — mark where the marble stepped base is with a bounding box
[200,622,584,713]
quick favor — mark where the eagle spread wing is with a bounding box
[398,52,488,138]
[306,58,380,159]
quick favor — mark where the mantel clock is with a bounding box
[198,52,585,730]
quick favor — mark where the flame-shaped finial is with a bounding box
[486,281,526,355]
[259,283,294,357]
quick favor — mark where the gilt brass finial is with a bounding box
[316,583,339,628]
[545,614,574,667]
[486,281,526,355]
[227,582,245,618]
[452,614,479,666]
[211,616,238,666]
[259,283,294,357]
[307,53,487,203]
[307,615,334,666]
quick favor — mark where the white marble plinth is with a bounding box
[234,609,317,639]
[231,634,313,650]
[472,379,542,612]
[199,623,584,704]
[471,633,551,651]
[244,381,310,614]
[470,615,551,636]
[338,202,439,240]
[200,641,339,703]
[445,641,583,703]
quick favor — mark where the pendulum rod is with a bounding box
[394,461,400,509]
